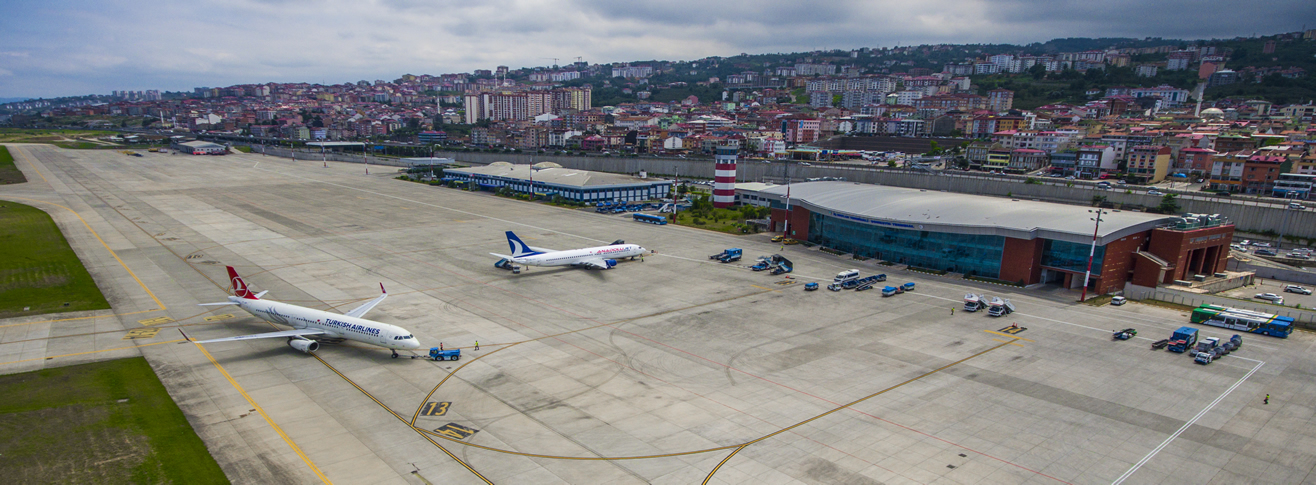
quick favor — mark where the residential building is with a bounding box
[985,145,1011,172]
[987,89,1014,112]
[1176,147,1216,173]
[1126,145,1173,184]
[1075,145,1116,178]
[1008,149,1048,172]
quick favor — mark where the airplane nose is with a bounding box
[407,339,421,350]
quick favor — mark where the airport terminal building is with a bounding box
[742,181,1234,294]
[444,162,671,202]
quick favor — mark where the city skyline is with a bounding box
[1,0,1313,99]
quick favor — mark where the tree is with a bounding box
[1028,63,1047,80]
[1158,193,1181,214]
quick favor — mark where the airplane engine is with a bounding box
[604,259,617,269]
[287,338,320,354]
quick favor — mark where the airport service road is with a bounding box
[4,145,1316,484]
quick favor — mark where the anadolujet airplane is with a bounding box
[491,231,647,270]
[183,266,421,358]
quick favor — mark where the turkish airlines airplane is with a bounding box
[183,266,421,358]
[491,231,647,270]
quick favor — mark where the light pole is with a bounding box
[1080,207,1106,302]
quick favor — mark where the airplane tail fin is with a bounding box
[227,266,260,300]
[505,231,542,258]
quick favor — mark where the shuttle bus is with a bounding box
[1189,304,1294,338]
[633,213,668,225]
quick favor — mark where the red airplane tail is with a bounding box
[227,266,260,299]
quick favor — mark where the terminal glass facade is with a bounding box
[1040,239,1104,276]
[808,213,1005,278]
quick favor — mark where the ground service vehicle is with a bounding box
[1111,296,1127,305]
[782,238,800,245]
[882,286,898,297]
[633,213,668,225]
[1113,328,1137,340]
[842,274,886,290]
[1151,339,1170,349]
[710,248,742,263]
[771,235,784,242]
[1167,326,1199,353]
[902,282,915,292]
[750,256,774,271]
[1195,352,1213,365]
[964,293,984,312]
[769,256,793,275]
[987,297,1015,317]
[804,282,818,291]
[494,258,521,274]
[834,269,860,285]
[1189,304,1294,338]
[412,348,461,361]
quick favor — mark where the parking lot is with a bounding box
[4,145,1316,484]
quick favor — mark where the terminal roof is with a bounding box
[753,181,1175,244]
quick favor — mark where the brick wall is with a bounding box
[1000,238,1044,285]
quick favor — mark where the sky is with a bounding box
[1,0,1313,99]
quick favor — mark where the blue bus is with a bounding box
[1190,304,1294,338]
[633,213,668,225]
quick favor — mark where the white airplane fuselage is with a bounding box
[229,295,420,351]
[506,244,646,268]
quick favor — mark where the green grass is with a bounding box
[672,211,755,234]
[0,145,25,184]
[0,357,229,484]
[0,201,110,318]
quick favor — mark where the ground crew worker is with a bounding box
[474,341,479,351]
[951,308,955,315]
[1264,394,1270,405]
[439,342,444,351]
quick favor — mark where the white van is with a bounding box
[833,269,861,284]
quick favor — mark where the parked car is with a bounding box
[1256,249,1278,256]
[1110,296,1127,306]
[1289,202,1306,210]
[1284,285,1313,295]
[1255,293,1284,304]
[1096,182,1112,190]
[1147,190,1165,196]
[1252,242,1272,247]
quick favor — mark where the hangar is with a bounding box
[741,181,1234,294]
[443,162,672,202]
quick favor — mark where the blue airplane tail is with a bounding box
[506,231,543,257]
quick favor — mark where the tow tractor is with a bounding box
[804,282,819,291]
[413,347,461,361]
[1113,328,1137,340]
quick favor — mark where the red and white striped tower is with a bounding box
[713,146,737,208]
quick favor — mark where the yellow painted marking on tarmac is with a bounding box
[191,342,333,484]
[0,339,184,367]
[2,193,166,312]
[14,145,52,185]
[983,329,1034,342]
[991,338,1026,348]
[313,354,491,484]
[0,309,157,329]
[703,445,748,485]
[751,284,778,291]
[138,316,175,326]
[204,314,235,322]
[122,328,160,340]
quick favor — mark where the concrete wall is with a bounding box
[1125,283,1316,327]
[1228,260,1316,286]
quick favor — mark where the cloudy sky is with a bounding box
[1,0,1312,99]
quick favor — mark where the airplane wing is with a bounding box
[344,283,388,319]
[575,258,612,270]
[190,328,328,344]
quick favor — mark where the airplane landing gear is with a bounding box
[391,350,398,358]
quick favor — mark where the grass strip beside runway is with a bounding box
[0,200,110,318]
[0,357,229,484]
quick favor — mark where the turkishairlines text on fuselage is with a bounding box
[189,266,421,356]
[227,296,417,349]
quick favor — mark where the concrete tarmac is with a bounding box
[4,145,1316,484]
